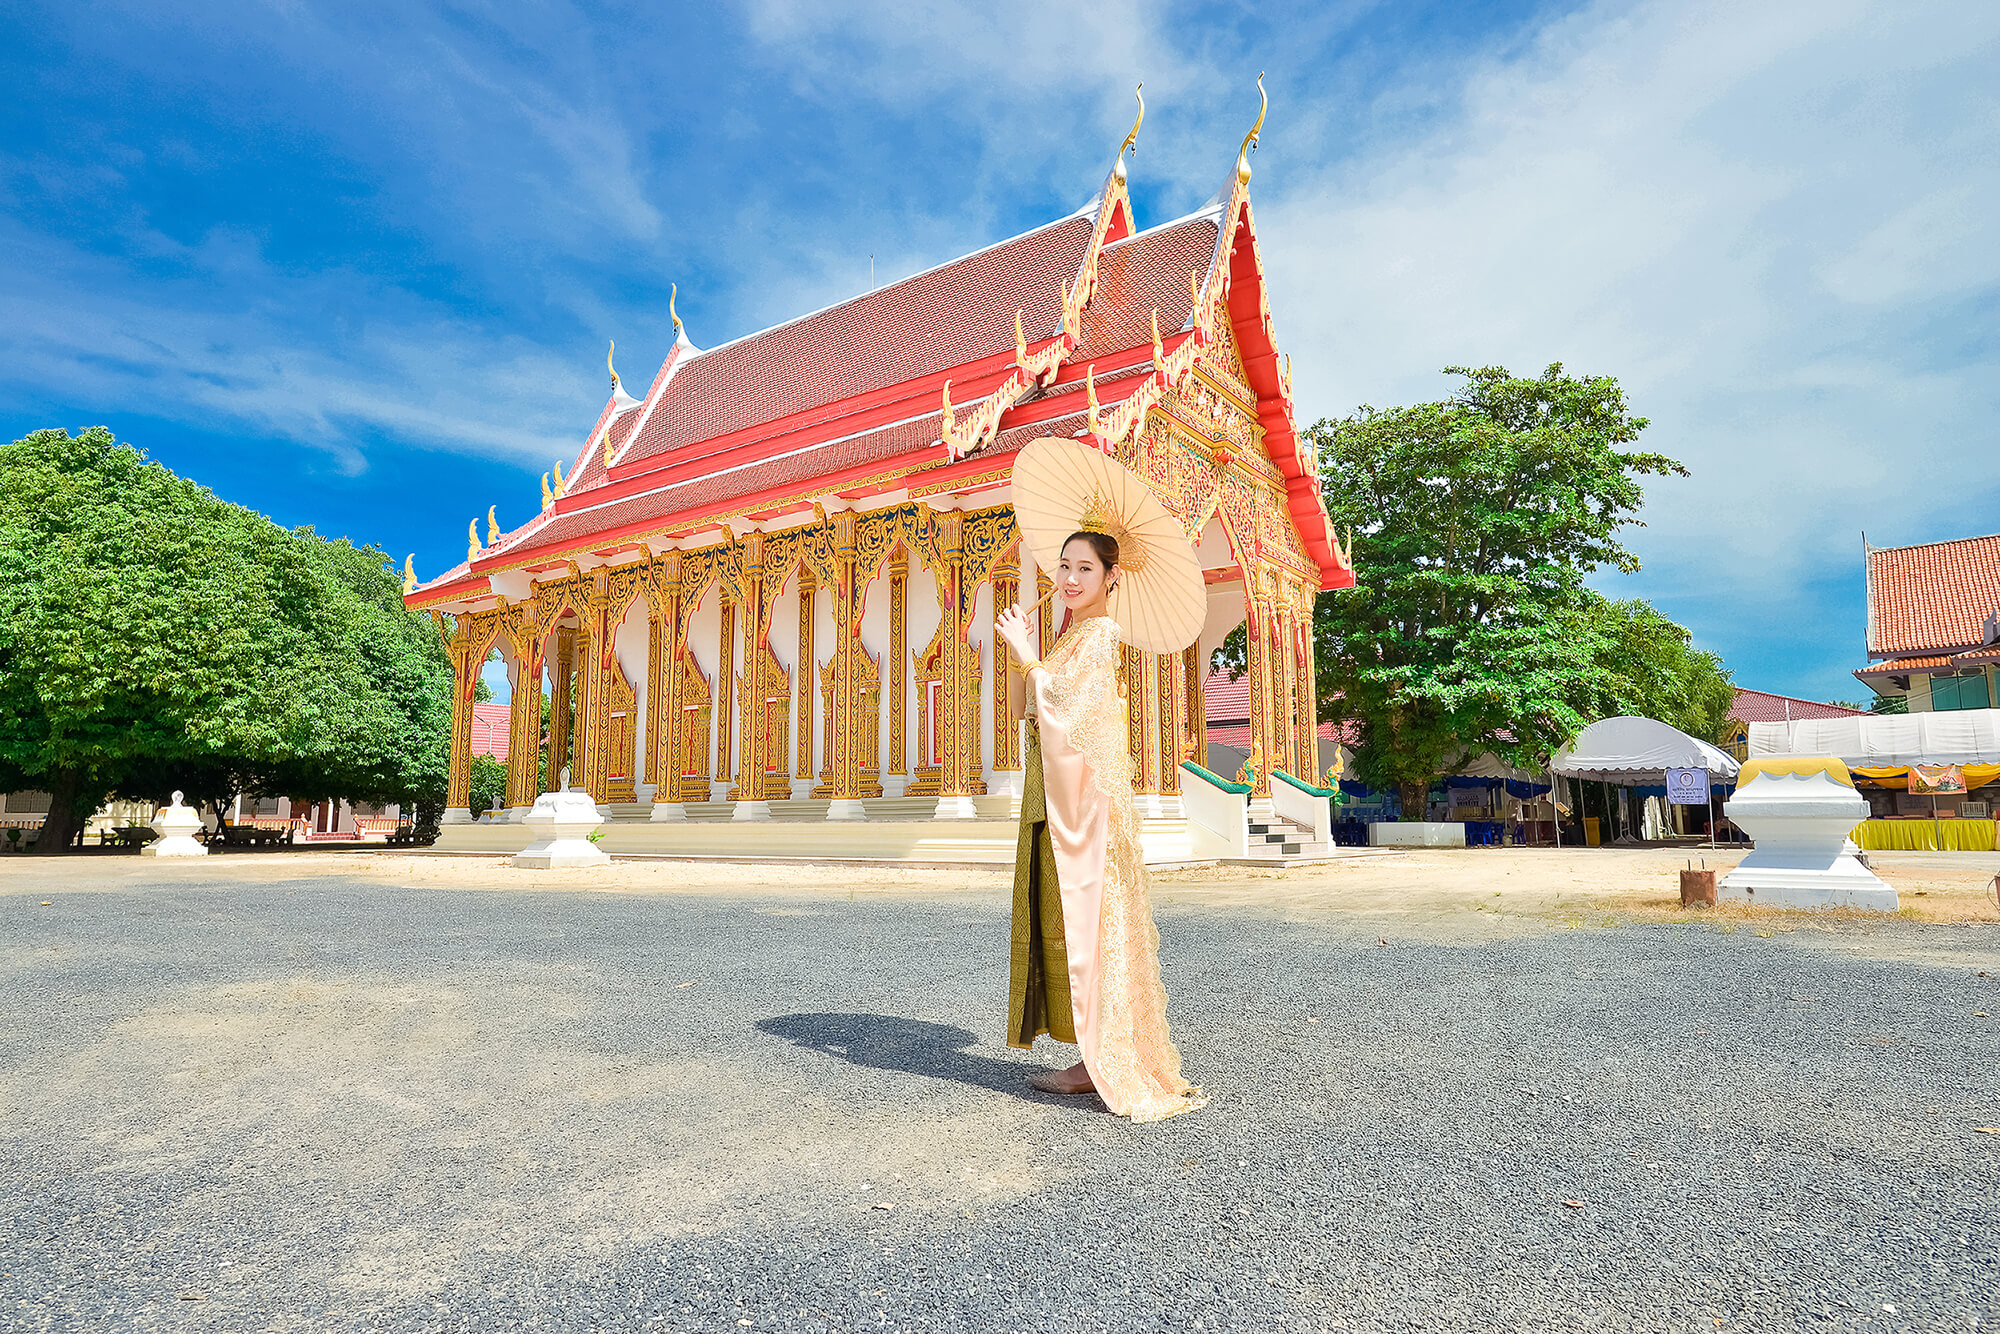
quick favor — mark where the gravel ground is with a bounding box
[2,866,1997,1332]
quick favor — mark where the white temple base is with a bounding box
[1719,762,1898,913]
[442,808,473,825]
[731,800,773,823]
[648,801,687,822]
[825,799,869,822]
[932,795,979,821]
[1718,867,1898,912]
[513,790,609,868]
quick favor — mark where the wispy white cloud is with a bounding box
[1258,0,2000,696]
[0,221,594,474]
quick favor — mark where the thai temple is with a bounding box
[404,89,1354,861]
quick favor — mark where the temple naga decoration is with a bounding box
[405,86,1355,852]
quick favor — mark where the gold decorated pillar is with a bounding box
[795,571,816,783]
[645,552,682,808]
[991,551,1022,776]
[505,618,544,810]
[1157,650,1183,797]
[932,510,982,801]
[826,512,864,804]
[729,531,769,804]
[1130,645,1162,795]
[1243,573,1275,799]
[548,626,577,788]
[444,623,479,816]
[887,547,908,777]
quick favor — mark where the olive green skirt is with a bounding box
[1007,721,1075,1049]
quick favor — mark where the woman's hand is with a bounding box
[994,605,1038,666]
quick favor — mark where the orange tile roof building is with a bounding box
[406,103,1351,829]
[1856,533,2000,713]
[1718,688,1865,761]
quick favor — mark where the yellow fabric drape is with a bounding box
[1850,763,2000,792]
[1852,818,2000,851]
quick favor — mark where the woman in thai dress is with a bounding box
[993,530,1205,1123]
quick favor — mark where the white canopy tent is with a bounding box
[1550,716,1740,784]
[1550,717,1740,846]
[1748,709,2000,766]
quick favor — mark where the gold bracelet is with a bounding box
[1019,657,1044,674]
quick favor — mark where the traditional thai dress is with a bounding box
[1006,615,1204,1122]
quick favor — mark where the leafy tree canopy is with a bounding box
[0,427,452,850]
[1261,365,1721,806]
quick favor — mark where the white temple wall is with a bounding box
[858,561,897,776]
[904,564,943,775]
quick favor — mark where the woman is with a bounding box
[993,530,1205,1123]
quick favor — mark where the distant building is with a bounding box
[1856,532,2000,712]
[1720,689,1865,761]
[470,700,511,762]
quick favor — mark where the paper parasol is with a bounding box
[1009,437,1207,654]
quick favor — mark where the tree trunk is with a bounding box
[31,767,90,854]
[1398,779,1430,821]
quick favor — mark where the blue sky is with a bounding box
[3,0,1995,707]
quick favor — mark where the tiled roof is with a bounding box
[1853,654,1954,679]
[1865,532,2000,656]
[1070,214,1218,361]
[1727,688,1866,723]
[470,701,510,761]
[620,213,1095,466]
[1202,669,1344,741]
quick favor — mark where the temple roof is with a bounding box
[414,152,1353,604]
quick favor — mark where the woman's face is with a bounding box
[1057,539,1114,612]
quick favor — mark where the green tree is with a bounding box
[0,427,451,850]
[1275,364,1703,811]
[467,754,506,818]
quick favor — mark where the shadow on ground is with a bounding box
[757,1012,1080,1106]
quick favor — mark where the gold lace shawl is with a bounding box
[1037,617,1204,1122]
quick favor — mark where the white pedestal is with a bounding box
[826,799,869,822]
[1370,821,1466,848]
[144,792,208,857]
[442,808,473,825]
[648,801,687,822]
[933,795,979,821]
[789,778,818,801]
[513,790,610,868]
[1720,763,1896,911]
[882,775,910,798]
[987,770,1025,799]
[1134,794,1184,820]
[1248,797,1277,823]
[731,800,773,822]
[708,780,732,802]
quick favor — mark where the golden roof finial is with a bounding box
[1118,83,1145,161]
[541,472,554,509]
[552,459,567,497]
[402,554,417,594]
[607,339,621,388]
[1237,72,1267,185]
[467,520,481,562]
[940,379,956,436]
[1151,307,1165,369]
[669,283,681,337]
[1015,309,1028,367]
[1085,363,1102,432]
[602,425,615,470]
[486,505,499,545]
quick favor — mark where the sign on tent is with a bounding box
[1665,768,1710,806]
